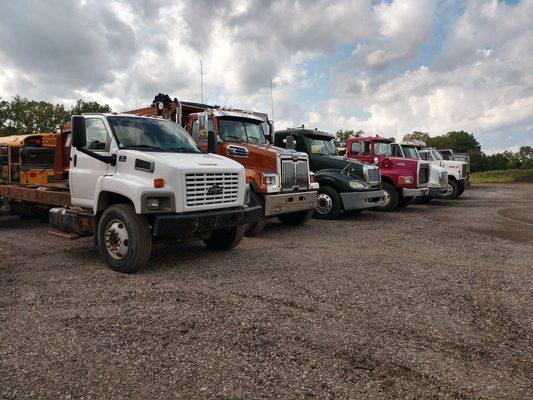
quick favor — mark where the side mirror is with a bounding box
[198,112,209,133]
[286,135,296,150]
[373,157,379,165]
[207,130,218,154]
[71,116,86,148]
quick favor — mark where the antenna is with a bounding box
[270,79,275,122]
[200,59,204,103]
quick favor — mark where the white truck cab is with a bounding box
[419,148,468,199]
[393,143,448,201]
[50,114,261,273]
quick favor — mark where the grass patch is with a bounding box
[470,169,533,184]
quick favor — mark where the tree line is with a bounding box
[335,129,532,172]
[0,96,111,137]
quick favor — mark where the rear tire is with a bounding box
[97,204,152,273]
[278,209,313,226]
[314,186,342,220]
[445,179,460,199]
[245,191,267,237]
[373,182,398,212]
[204,225,245,250]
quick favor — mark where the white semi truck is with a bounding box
[418,148,468,199]
[0,114,261,273]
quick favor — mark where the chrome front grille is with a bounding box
[461,164,467,178]
[365,167,381,184]
[439,171,447,187]
[280,158,309,191]
[185,172,239,207]
[419,164,429,185]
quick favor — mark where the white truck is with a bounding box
[393,143,448,201]
[1,114,261,273]
[418,148,468,199]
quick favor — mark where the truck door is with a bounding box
[69,116,111,208]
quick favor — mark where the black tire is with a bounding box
[457,180,466,196]
[97,204,152,273]
[204,225,245,250]
[314,186,342,220]
[397,196,413,208]
[445,179,460,199]
[419,195,432,204]
[245,191,267,237]
[373,182,399,212]
[277,209,313,226]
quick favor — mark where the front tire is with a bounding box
[314,186,342,220]
[97,204,152,273]
[278,209,313,226]
[457,180,466,196]
[204,225,245,250]
[245,191,267,237]
[397,196,412,208]
[445,179,460,199]
[373,182,399,212]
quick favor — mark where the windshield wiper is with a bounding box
[224,135,245,143]
[169,147,201,153]
[124,145,173,152]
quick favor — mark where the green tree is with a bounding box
[335,129,364,146]
[71,99,111,115]
[402,131,431,145]
[446,131,481,153]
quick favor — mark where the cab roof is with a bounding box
[276,127,335,138]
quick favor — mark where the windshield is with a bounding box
[431,150,443,161]
[108,116,201,153]
[374,142,393,156]
[304,135,338,156]
[402,145,419,159]
[219,118,267,144]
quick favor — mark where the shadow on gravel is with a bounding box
[0,216,47,230]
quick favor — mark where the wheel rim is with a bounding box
[446,183,454,196]
[104,219,129,260]
[316,193,333,215]
[382,190,391,207]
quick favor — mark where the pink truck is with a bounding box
[346,136,430,211]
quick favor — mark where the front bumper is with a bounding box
[152,205,263,238]
[340,190,387,211]
[428,187,448,198]
[402,187,430,197]
[264,190,317,217]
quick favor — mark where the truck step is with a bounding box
[48,229,81,240]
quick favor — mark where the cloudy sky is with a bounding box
[0,0,531,152]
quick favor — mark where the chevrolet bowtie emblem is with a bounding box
[207,185,223,195]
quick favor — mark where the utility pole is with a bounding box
[200,59,204,103]
[270,80,275,121]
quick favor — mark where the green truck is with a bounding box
[274,128,385,219]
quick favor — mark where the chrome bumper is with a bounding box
[340,190,386,211]
[403,187,430,197]
[264,191,317,217]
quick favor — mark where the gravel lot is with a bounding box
[1,183,532,399]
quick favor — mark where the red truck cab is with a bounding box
[345,136,430,211]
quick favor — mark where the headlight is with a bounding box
[262,172,280,193]
[146,198,160,210]
[398,176,414,184]
[349,180,367,189]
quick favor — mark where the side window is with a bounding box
[363,141,371,155]
[420,152,429,161]
[350,141,361,154]
[191,119,213,141]
[295,136,306,152]
[85,118,109,151]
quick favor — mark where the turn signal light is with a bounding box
[154,178,165,188]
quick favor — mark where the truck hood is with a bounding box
[314,154,368,180]
[387,156,419,170]
[244,142,305,158]
[439,160,467,168]
[122,150,243,170]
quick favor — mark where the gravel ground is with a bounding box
[1,183,532,399]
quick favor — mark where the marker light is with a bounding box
[154,178,165,188]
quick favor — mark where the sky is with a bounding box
[0,0,531,153]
